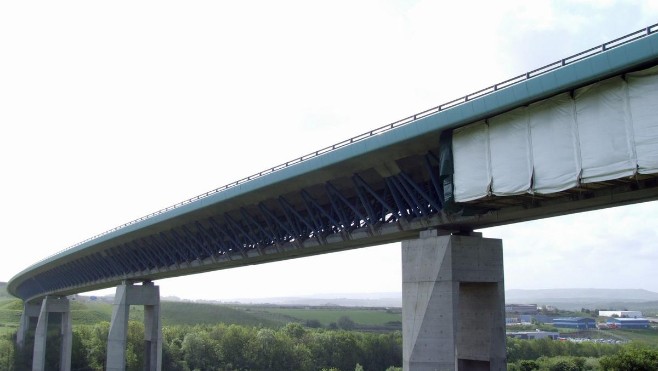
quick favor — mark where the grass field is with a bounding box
[248,306,402,327]
[612,328,658,344]
[0,296,401,332]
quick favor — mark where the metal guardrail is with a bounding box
[32,23,658,266]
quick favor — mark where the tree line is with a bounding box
[6,321,402,371]
[3,322,658,370]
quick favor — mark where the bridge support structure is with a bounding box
[31,296,72,371]
[16,302,41,349]
[106,281,162,371]
[402,231,506,371]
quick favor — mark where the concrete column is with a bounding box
[32,296,72,371]
[60,304,73,371]
[106,284,130,371]
[402,231,506,371]
[106,281,162,371]
[17,302,41,349]
[143,282,162,371]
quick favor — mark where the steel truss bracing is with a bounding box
[16,153,447,299]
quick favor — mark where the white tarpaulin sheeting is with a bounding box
[488,107,533,196]
[453,121,491,202]
[452,65,658,203]
[575,77,636,183]
[528,93,581,194]
[628,66,658,174]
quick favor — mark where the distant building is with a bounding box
[507,331,560,340]
[599,310,643,318]
[553,317,596,329]
[606,317,650,329]
[506,304,538,314]
[534,314,555,324]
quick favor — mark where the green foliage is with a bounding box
[182,330,221,370]
[337,316,355,330]
[0,299,23,311]
[0,283,9,298]
[161,302,282,327]
[0,336,14,371]
[67,322,404,371]
[599,345,658,370]
[507,337,622,363]
[260,307,401,327]
[0,299,22,327]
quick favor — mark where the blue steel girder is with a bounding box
[258,202,298,244]
[144,236,174,267]
[278,196,318,241]
[301,190,341,235]
[74,259,95,283]
[300,191,324,234]
[224,213,259,251]
[326,189,350,231]
[325,181,366,230]
[157,232,187,266]
[219,215,248,256]
[240,208,277,248]
[193,221,224,258]
[181,225,215,262]
[385,177,408,219]
[396,173,429,216]
[398,171,437,216]
[109,247,133,275]
[15,150,451,298]
[351,175,378,226]
[353,174,396,223]
[424,153,444,209]
[170,229,200,262]
[207,216,242,254]
[90,253,114,277]
[118,245,143,272]
[119,243,145,272]
[128,240,159,270]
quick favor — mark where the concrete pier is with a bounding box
[17,302,41,349]
[106,281,162,371]
[32,296,72,371]
[402,231,506,371]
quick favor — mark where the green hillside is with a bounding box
[0,282,9,298]
[0,299,285,329]
[0,296,403,333]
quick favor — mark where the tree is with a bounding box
[0,337,14,371]
[181,331,221,371]
[220,324,253,370]
[304,319,322,328]
[337,316,356,330]
[600,346,658,371]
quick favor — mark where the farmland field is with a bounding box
[246,306,402,327]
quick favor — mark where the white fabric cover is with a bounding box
[488,107,533,196]
[627,66,658,174]
[453,121,491,202]
[528,93,581,193]
[452,65,658,203]
[575,77,636,183]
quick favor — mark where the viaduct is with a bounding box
[8,24,658,370]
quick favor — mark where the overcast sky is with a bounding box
[2,1,658,301]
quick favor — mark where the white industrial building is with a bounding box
[598,310,643,318]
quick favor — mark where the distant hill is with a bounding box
[505,288,658,311]
[216,292,403,307]
[0,282,9,298]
